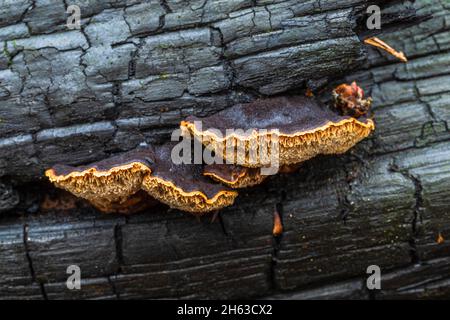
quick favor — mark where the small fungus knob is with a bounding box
[332,82,372,118]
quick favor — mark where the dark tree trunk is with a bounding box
[1,0,449,299]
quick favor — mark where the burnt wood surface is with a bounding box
[0,0,420,182]
[0,0,449,299]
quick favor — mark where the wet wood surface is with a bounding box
[0,0,449,299]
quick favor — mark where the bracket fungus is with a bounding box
[45,148,155,213]
[203,164,268,189]
[202,163,301,189]
[46,83,374,215]
[141,143,238,213]
[180,92,374,168]
[46,144,237,214]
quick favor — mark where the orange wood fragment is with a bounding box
[437,232,445,244]
[364,37,407,62]
[273,211,283,236]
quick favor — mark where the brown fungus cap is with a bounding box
[203,164,268,189]
[141,143,238,213]
[45,148,155,213]
[181,95,375,168]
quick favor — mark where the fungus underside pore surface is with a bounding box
[46,143,238,214]
[46,90,374,214]
[45,148,155,212]
[203,164,268,189]
[141,143,238,213]
[181,96,375,168]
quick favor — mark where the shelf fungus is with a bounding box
[45,148,155,213]
[180,93,375,168]
[203,163,302,188]
[203,164,268,189]
[45,83,374,215]
[141,143,238,213]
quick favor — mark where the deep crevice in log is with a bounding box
[23,224,48,300]
[1,0,449,299]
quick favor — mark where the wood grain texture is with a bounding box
[0,0,418,181]
[0,0,449,299]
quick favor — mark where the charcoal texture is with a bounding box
[0,0,449,299]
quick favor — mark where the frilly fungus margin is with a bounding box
[203,164,268,189]
[46,83,374,214]
[45,148,155,213]
[202,163,303,189]
[180,95,375,168]
[46,144,238,214]
[141,143,238,213]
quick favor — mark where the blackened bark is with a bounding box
[0,0,420,182]
[0,0,449,299]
